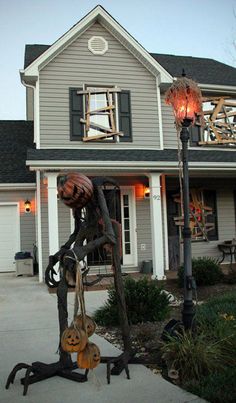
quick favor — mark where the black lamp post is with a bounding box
[165,74,203,330]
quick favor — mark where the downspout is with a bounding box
[20,73,43,282]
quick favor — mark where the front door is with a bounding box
[87,186,137,268]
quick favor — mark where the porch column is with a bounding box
[47,172,60,280]
[148,173,165,280]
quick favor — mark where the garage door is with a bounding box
[0,204,20,272]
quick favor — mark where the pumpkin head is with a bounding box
[57,172,93,208]
[74,314,96,337]
[61,326,88,353]
[77,342,101,369]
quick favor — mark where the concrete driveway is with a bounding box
[0,274,206,403]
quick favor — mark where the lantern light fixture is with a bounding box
[164,72,203,330]
[24,200,31,213]
[165,71,203,128]
[144,186,150,199]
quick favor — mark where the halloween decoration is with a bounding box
[61,326,88,353]
[165,75,203,128]
[57,172,93,208]
[77,342,101,370]
[6,174,131,396]
[74,314,96,338]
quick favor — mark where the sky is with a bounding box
[0,0,236,120]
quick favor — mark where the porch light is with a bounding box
[24,200,31,213]
[165,72,203,330]
[144,186,150,199]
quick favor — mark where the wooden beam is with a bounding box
[82,132,123,142]
[77,88,121,95]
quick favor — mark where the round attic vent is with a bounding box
[88,36,108,55]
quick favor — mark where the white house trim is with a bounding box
[0,183,36,190]
[161,174,169,271]
[156,81,164,150]
[47,172,60,280]
[22,6,172,84]
[27,160,236,172]
[148,173,165,280]
[36,171,43,282]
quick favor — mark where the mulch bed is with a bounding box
[95,280,236,378]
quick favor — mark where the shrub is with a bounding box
[93,276,170,326]
[161,329,224,383]
[185,367,236,403]
[178,256,223,287]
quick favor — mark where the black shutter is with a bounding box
[70,88,84,141]
[204,190,218,241]
[118,90,132,142]
[189,125,201,147]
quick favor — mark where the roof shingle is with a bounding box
[0,121,35,183]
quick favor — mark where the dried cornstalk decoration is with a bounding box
[165,76,203,128]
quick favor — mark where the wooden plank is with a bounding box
[86,105,115,115]
[210,97,225,121]
[199,139,236,144]
[82,132,123,142]
[78,88,121,95]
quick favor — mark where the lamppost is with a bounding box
[165,73,203,330]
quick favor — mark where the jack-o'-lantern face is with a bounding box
[61,326,88,353]
[77,342,101,369]
[57,172,93,209]
[74,314,96,337]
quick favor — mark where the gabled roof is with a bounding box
[24,43,236,88]
[151,53,236,87]
[0,121,35,183]
[21,5,172,83]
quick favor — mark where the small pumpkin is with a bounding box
[74,314,96,337]
[61,326,88,353]
[77,342,101,369]
[57,172,93,208]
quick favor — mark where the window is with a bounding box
[190,97,236,147]
[173,189,218,241]
[69,87,132,142]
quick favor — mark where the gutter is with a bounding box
[26,159,236,171]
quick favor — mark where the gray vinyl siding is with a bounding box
[39,22,160,149]
[136,196,152,270]
[161,94,178,149]
[26,87,34,121]
[0,190,36,255]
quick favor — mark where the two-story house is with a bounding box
[5,5,236,282]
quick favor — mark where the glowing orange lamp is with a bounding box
[165,71,202,128]
[24,200,31,213]
[144,186,150,199]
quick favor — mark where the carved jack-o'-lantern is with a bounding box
[61,326,88,353]
[74,314,96,337]
[77,342,101,369]
[57,172,93,208]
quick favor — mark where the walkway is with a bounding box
[0,274,206,403]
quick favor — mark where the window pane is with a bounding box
[124,207,129,218]
[125,243,131,254]
[124,231,130,242]
[124,219,130,230]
